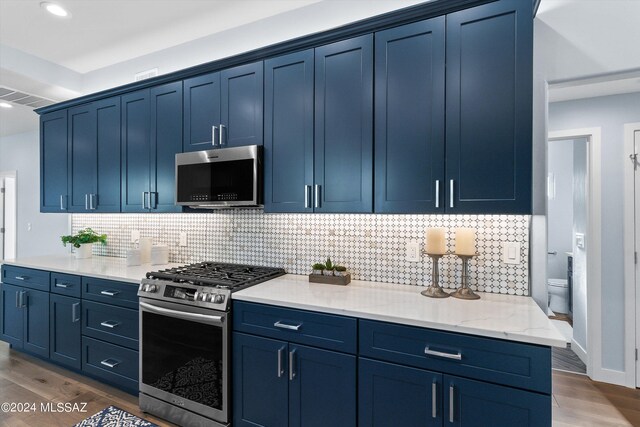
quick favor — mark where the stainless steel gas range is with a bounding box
[137,262,285,427]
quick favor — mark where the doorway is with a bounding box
[0,171,17,261]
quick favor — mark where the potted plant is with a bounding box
[61,228,107,259]
[311,263,326,275]
[323,257,335,276]
[334,266,347,277]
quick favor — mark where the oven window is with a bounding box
[177,159,254,203]
[142,311,224,410]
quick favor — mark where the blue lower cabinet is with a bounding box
[82,336,139,393]
[0,283,24,348]
[445,375,550,427]
[359,358,442,427]
[22,288,50,358]
[49,294,81,369]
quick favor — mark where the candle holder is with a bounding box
[450,254,480,300]
[421,252,450,298]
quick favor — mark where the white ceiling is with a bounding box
[0,0,639,137]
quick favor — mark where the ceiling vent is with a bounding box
[135,68,159,82]
[0,86,56,109]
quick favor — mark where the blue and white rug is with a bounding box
[73,405,159,427]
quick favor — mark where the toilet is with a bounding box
[548,278,569,314]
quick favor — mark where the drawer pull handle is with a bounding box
[277,346,285,378]
[432,381,437,418]
[274,321,302,331]
[289,349,296,381]
[55,283,71,288]
[100,358,120,369]
[15,276,28,281]
[449,384,455,423]
[100,290,119,297]
[425,347,462,361]
[100,320,120,329]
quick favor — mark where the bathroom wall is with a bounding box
[73,213,530,295]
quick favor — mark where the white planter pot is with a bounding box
[75,243,93,259]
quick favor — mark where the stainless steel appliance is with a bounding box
[175,145,263,209]
[138,262,285,427]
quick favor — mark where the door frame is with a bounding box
[0,171,17,261]
[548,128,602,383]
[623,122,640,388]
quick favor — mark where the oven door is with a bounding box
[139,298,229,423]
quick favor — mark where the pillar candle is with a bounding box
[425,228,447,255]
[455,228,477,256]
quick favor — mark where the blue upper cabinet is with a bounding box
[445,0,533,214]
[68,97,121,213]
[122,83,182,213]
[374,18,446,214]
[314,35,373,213]
[183,72,221,152]
[221,61,264,148]
[264,50,314,213]
[40,110,68,212]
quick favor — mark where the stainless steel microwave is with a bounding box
[175,145,263,208]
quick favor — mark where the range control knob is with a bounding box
[145,284,158,293]
[213,294,225,304]
[200,293,209,302]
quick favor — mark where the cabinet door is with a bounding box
[0,283,24,348]
[49,294,81,369]
[375,18,445,213]
[150,81,183,212]
[233,332,288,427]
[314,35,373,213]
[94,97,121,212]
[183,72,221,152]
[121,90,151,212]
[444,375,550,427]
[221,61,263,147]
[22,288,49,358]
[264,50,314,213]
[289,344,356,427]
[446,0,533,213]
[359,358,442,427]
[68,104,96,212]
[40,110,68,212]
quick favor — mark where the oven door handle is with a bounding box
[140,302,225,326]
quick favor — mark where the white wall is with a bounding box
[0,131,69,258]
[572,138,587,357]
[548,92,640,373]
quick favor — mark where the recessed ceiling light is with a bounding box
[0,102,13,109]
[40,2,71,18]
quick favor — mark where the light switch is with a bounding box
[575,233,585,250]
[131,230,140,243]
[405,241,421,262]
[179,232,188,247]
[502,242,521,265]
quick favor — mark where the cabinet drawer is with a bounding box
[82,301,138,350]
[82,336,138,392]
[1,266,49,292]
[233,301,357,354]
[359,320,551,394]
[81,277,138,309]
[50,273,81,297]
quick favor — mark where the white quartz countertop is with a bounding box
[2,255,183,284]
[234,275,568,348]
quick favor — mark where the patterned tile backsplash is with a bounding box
[72,212,530,295]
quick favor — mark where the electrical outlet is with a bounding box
[502,242,521,265]
[131,230,140,243]
[406,240,421,262]
[179,232,188,247]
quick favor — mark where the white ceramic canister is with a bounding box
[151,245,169,265]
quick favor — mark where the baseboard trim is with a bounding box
[571,338,587,364]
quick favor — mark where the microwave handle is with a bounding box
[211,125,218,147]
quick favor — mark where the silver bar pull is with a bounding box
[85,194,89,210]
[432,381,437,418]
[314,185,320,209]
[100,320,120,329]
[15,276,27,281]
[277,346,285,378]
[304,185,311,209]
[72,303,80,322]
[15,291,20,308]
[289,349,296,381]
[425,346,462,361]
[19,291,27,308]
[60,195,66,210]
[153,192,158,209]
[449,179,454,208]
[449,384,454,423]
[100,290,119,297]
[142,192,147,209]
[219,124,225,147]
[212,125,218,146]
[55,283,70,288]
[100,358,120,369]
[547,251,557,255]
[274,321,302,331]
[90,194,97,210]
[435,180,440,208]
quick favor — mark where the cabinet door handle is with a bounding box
[142,192,147,209]
[449,384,454,423]
[90,194,97,210]
[304,185,311,209]
[85,194,89,210]
[152,192,158,209]
[435,180,440,208]
[15,276,28,281]
[100,358,120,369]
[274,321,302,331]
[277,346,285,378]
[72,303,80,322]
[425,346,462,361]
[449,179,454,208]
[100,320,120,329]
[100,290,119,297]
[212,125,218,147]
[289,349,296,381]
[432,381,437,418]
[219,124,225,147]
[19,291,27,308]
[60,195,67,211]
[314,185,320,208]
[15,291,20,308]
[55,283,70,288]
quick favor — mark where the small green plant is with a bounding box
[312,263,326,270]
[334,266,346,272]
[61,228,107,248]
[325,257,334,271]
